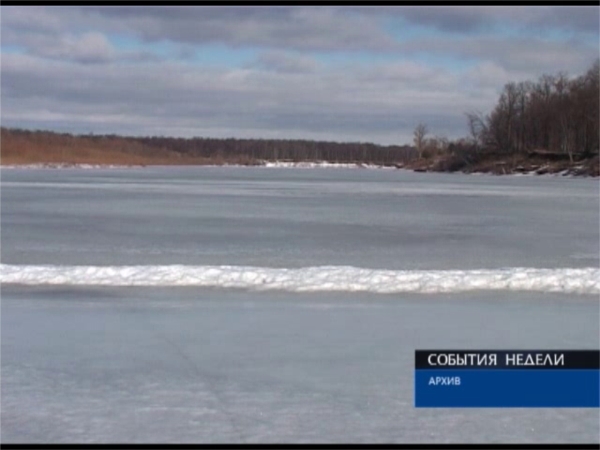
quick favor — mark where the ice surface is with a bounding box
[2,167,598,270]
[2,287,599,444]
[1,167,598,444]
[2,264,599,295]
[1,164,145,169]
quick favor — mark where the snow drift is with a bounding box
[1,264,598,295]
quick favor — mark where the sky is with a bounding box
[1,5,598,146]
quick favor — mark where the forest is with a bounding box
[467,59,599,159]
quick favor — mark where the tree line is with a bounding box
[129,136,416,164]
[463,59,599,161]
[1,128,416,166]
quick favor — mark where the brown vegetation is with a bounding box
[1,128,226,166]
[0,128,415,167]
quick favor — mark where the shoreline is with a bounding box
[1,160,597,177]
[2,127,597,177]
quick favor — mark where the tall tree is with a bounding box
[413,123,428,159]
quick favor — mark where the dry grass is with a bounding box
[0,129,261,166]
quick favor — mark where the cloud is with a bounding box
[367,6,600,35]
[31,32,116,64]
[399,35,597,76]
[3,6,597,57]
[3,6,398,53]
[1,6,598,144]
[513,6,600,34]
[85,6,600,44]
[1,52,498,145]
[392,6,504,33]
[251,51,320,73]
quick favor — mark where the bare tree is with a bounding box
[413,123,428,159]
[465,111,488,149]
[462,60,598,160]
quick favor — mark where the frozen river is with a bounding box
[1,167,599,443]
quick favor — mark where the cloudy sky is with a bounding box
[1,6,598,145]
